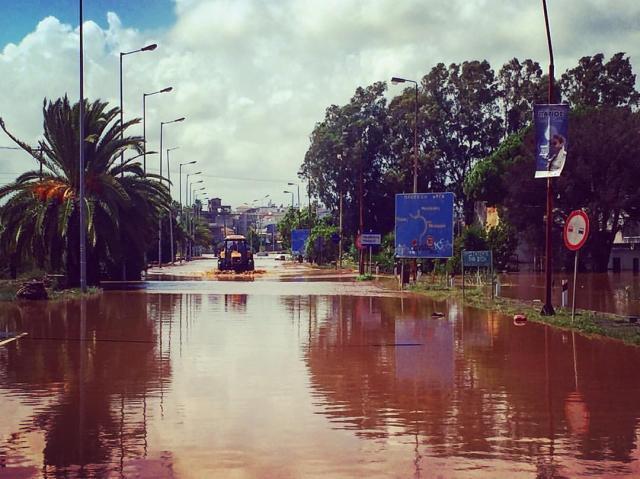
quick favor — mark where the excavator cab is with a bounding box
[218,235,255,272]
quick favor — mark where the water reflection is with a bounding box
[0,292,203,477]
[2,289,640,477]
[303,294,640,476]
[500,272,640,316]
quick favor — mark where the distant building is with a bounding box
[609,222,640,272]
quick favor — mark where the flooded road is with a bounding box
[499,271,640,317]
[2,260,640,477]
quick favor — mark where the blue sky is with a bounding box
[0,0,175,47]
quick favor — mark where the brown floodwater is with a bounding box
[2,274,640,477]
[498,272,640,317]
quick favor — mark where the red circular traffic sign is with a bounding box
[564,210,589,251]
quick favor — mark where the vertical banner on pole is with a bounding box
[534,104,569,179]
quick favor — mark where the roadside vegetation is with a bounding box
[411,279,640,347]
[0,96,212,295]
[286,52,640,274]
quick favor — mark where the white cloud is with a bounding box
[0,0,639,207]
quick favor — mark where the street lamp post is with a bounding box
[143,87,172,173]
[120,43,157,175]
[180,162,197,207]
[158,117,185,268]
[283,190,294,208]
[178,162,196,261]
[167,147,179,263]
[188,180,204,259]
[79,0,86,292]
[192,187,206,257]
[541,0,556,316]
[287,182,300,208]
[391,77,419,193]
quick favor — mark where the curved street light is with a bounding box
[158,117,186,267]
[390,76,419,194]
[143,86,172,173]
[120,43,158,174]
[283,190,294,208]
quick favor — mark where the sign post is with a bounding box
[564,210,589,321]
[395,193,454,289]
[461,250,493,299]
[360,233,381,275]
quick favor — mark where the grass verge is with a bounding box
[0,280,102,302]
[410,281,640,347]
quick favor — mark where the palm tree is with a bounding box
[0,96,171,285]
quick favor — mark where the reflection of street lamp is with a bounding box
[120,43,157,173]
[283,190,294,208]
[143,87,172,173]
[287,182,300,208]
[391,76,419,193]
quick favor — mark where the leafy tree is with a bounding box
[300,82,390,238]
[277,206,315,250]
[469,107,640,272]
[560,52,639,107]
[0,96,170,285]
[305,218,338,265]
[498,58,545,134]
[485,221,518,271]
[421,61,504,221]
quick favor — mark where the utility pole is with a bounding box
[541,0,556,316]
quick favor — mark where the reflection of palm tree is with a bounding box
[0,96,171,284]
[0,293,169,473]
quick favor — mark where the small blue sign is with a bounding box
[462,250,492,268]
[534,104,569,179]
[291,229,310,255]
[265,223,278,234]
[395,193,454,258]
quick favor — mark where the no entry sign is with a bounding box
[564,210,589,251]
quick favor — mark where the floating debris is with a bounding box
[513,314,528,326]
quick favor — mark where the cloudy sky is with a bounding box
[1,0,639,208]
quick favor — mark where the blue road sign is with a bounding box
[462,250,492,268]
[291,229,310,255]
[534,104,569,179]
[395,193,455,258]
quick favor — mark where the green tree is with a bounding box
[300,82,390,237]
[498,58,545,134]
[421,61,504,221]
[305,218,338,265]
[0,96,170,285]
[468,107,640,272]
[277,206,315,251]
[560,52,639,107]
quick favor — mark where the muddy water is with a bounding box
[1,282,640,477]
[499,272,640,317]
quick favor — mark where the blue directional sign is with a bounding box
[462,250,492,268]
[395,193,455,259]
[291,229,310,255]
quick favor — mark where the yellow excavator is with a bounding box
[217,235,255,272]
